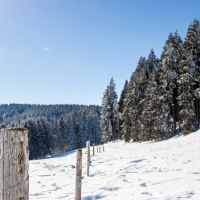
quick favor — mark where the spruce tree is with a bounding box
[100,78,119,142]
[122,73,135,142]
[157,32,182,138]
[184,19,200,127]
[122,57,150,142]
[118,80,128,114]
[177,51,196,134]
[146,49,158,74]
[118,80,128,138]
[37,118,50,156]
[140,50,160,140]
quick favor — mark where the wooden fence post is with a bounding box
[0,128,29,200]
[96,145,99,154]
[88,141,91,165]
[75,149,82,200]
[86,141,91,176]
[92,144,95,156]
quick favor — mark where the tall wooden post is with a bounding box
[0,128,29,200]
[92,144,95,156]
[96,145,99,154]
[75,149,82,200]
[86,141,91,176]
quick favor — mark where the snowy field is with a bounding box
[30,130,200,200]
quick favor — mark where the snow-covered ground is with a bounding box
[30,130,200,200]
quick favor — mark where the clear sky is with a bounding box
[0,0,200,105]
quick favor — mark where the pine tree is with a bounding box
[140,50,161,140]
[100,78,119,142]
[184,19,200,127]
[156,32,183,138]
[59,116,69,151]
[177,51,196,134]
[122,57,150,142]
[122,73,135,142]
[118,80,128,113]
[147,49,158,74]
[25,120,40,159]
[140,74,162,140]
[36,118,50,156]
[66,115,76,150]
[86,111,101,145]
[118,80,128,138]
[51,119,61,153]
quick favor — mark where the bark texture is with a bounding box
[0,128,29,200]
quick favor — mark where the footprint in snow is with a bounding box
[101,186,120,191]
[177,191,195,199]
[39,174,51,177]
[83,194,105,200]
[141,191,152,196]
[174,168,182,171]
[140,182,147,187]
[131,159,146,163]
[192,171,200,174]
[183,160,192,164]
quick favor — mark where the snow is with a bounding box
[30,130,200,200]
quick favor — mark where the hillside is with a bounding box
[30,130,200,199]
[0,104,101,159]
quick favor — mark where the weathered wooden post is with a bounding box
[75,149,82,200]
[99,145,101,153]
[96,145,99,154]
[0,128,29,200]
[88,141,91,165]
[86,141,91,176]
[92,144,95,156]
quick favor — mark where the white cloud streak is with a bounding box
[42,47,53,52]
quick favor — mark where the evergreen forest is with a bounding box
[101,19,200,143]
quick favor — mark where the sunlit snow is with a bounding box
[30,130,200,199]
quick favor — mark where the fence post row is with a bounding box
[0,128,29,200]
[75,149,82,200]
[0,128,105,200]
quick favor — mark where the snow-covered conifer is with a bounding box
[118,80,128,138]
[184,19,200,127]
[177,51,196,134]
[157,32,183,138]
[100,78,119,142]
[140,50,160,140]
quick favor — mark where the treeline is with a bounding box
[101,19,200,142]
[0,104,101,159]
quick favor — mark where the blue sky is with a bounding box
[0,0,200,105]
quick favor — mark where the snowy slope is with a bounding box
[30,130,200,200]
